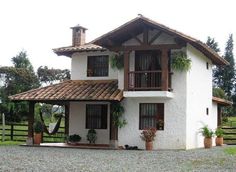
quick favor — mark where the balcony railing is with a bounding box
[128,70,172,91]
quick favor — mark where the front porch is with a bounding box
[9,80,123,148]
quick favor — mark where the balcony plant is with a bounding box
[200,125,214,148]
[111,102,127,128]
[215,127,224,146]
[171,51,191,72]
[87,129,97,144]
[33,121,43,145]
[110,52,124,70]
[140,128,157,150]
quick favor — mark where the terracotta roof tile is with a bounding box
[53,44,107,57]
[9,80,123,102]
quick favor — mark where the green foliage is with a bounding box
[0,141,23,146]
[224,147,236,155]
[87,129,97,144]
[68,134,81,142]
[0,51,40,122]
[37,66,70,85]
[200,125,214,138]
[171,51,191,72]
[111,102,127,128]
[110,52,124,70]
[33,121,43,133]
[206,37,220,53]
[213,88,228,99]
[215,128,224,137]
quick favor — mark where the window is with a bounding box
[139,103,164,130]
[86,104,107,129]
[206,107,209,115]
[206,62,209,69]
[87,55,109,76]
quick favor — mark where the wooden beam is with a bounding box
[110,44,183,52]
[64,103,70,136]
[28,101,35,138]
[143,27,148,45]
[130,33,142,45]
[149,31,162,44]
[124,51,130,91]
[161,49,169,91]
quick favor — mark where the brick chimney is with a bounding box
[71,25,87,46]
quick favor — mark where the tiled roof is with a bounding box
[92,16,228,65]
[53,44,107,57]
[212,96,232,106]
[9,80,123,102]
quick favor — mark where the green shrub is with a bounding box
[68,134,81,142]
[171,51,191,72]
[213,88,227,99]
[87,129,97,144]
[33,121,43,133]
[200,125,214,138]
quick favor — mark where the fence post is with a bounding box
[10,124,14,141]
[2,113,5,142]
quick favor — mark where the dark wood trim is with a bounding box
[124,51,130,91]
[110,44,183,51]
[149,31,162,44]
[64,103,70,136]
[161,49,169,91]
[130,33,142,45]
[28,101,35,138]
[143,27,148,45]
[217,106,222,127]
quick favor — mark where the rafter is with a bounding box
[129,33,143,45]
[149,31,162,44]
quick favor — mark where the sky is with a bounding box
[0,0,235,70]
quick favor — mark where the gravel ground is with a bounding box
[0,145,236,172]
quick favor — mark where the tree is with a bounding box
[206,37,222,87]
[0,51,40,122]
[221,34,235,97]
[37,66,70,85]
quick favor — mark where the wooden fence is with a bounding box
[0,123,65,143]
[222,127,236,145]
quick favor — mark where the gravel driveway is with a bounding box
[0,145,236,172]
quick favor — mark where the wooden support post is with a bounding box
[10,124,13,141]
[161,49,169,91]
[217,106,222,127]
[110,103,118,148]
[65,103,70,136]
[27,101,35,145]
[124,51,130,91]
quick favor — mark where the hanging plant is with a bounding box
[111,102,127,128]
[110,52,124,70]
[171,51,191,72]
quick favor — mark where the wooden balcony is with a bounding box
[128,70,172,91]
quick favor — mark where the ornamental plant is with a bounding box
[215,127,224,137]
[200,125,214,138]
[68,134,81,142]
[87,129,97,144]
[140,128,157,142]
[33,121,43,133]
[171,51,191,72]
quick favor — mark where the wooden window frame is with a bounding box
[87,55,109,77]
[139,103,164,130]
[86,104,108,129]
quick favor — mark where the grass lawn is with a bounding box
[0,141,23,146]
[224,147,236,155]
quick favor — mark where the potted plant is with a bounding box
[215,127,224,146]
[171,51,191,72]
[200,125,214,148]
[87,129,97,144]
[67,134,81,145]
[140,128,157,150]
[33,121,43,145]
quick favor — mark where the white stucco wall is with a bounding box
[69,101,110,144]
[185,44,217,149]
[119,69,188,149]
[71,51,118,80]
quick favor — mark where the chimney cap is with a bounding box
[70,24,87,30]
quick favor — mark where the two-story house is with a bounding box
[10,16,231,149]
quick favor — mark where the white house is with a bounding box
[10,16,231,149]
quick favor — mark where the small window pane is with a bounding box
[87,56,109,77]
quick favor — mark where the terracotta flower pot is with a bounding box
[204,137,212,148]
[34,133,42,145]
[215,137,223,146]
[145,141,153,150]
